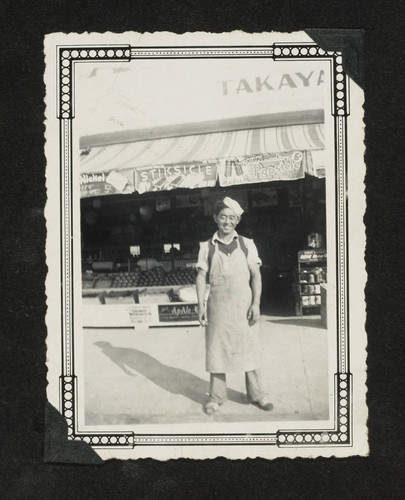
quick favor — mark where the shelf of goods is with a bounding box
[81,265,202,328]
[294,249,327,316]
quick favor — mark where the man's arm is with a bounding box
[196,269,208,326]
[248,264,262,325]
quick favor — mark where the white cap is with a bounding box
[223,196,244,217]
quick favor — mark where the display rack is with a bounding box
[294,249,327,316]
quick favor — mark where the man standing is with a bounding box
[196,196,273,415]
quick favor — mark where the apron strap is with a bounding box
[207,239,216,269]
[207,239,216,284]
[237,235,249,259]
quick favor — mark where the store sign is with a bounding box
[298,250,327,262]
[219,71,325,96]
[80,170,135,198]
[218,151,306,187]
[135,162,217,194]
[78,59,327,137]
[158,304,199,322]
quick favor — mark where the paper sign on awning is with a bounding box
[80,169,134,198]
[135,161,217,194]
[218,151,309,187]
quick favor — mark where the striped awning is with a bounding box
[80,123,325,174]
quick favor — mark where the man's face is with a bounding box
[214,208,240,235]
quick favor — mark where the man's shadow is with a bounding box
[94,341,247,408]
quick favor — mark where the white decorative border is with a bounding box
[56,43,351,448]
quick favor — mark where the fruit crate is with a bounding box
[83,265,198,290]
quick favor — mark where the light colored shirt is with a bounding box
[197,231,262,272]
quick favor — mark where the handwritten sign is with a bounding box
[128,304,153,325]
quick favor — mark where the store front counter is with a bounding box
[82,285,202,328]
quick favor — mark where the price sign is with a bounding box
[128,305,153,326]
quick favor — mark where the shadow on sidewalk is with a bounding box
[94,341,247,407]
[266,317,325,330]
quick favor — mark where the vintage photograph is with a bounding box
[44,31,367,459]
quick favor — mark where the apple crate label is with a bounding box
[158,304,199,322]
[128,304,153,325]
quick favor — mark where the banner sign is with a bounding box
[158,303,199,322]
[218,151,307,187]
[80,169,135,198]
[135,162,217,194]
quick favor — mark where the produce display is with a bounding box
[111,268,143,288]
[94,277,113,289]
[84,266,198,289]
[82,273,95,289]
[165,267,198,286]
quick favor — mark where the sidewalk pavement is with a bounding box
[83,315,329,425]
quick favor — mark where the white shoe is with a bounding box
[204,401,220,415]
[249,395,273,411]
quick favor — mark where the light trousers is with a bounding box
[209,370,266,404]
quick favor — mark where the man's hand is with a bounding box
[247,304,260,326]
[198,305,208,326]
[196,269,208,326]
